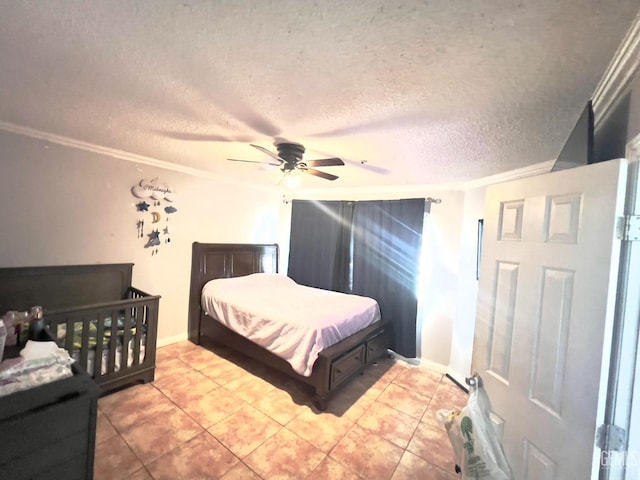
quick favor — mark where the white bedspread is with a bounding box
[201,273,381,376]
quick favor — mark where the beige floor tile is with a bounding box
[391,450,459,480]
[223,372,276,404]
[286,408,353,453]
[145,432,239,480]
[219,462,263,480]
[98,383,158,415]
[307,456,360,480]
[178,346,228,371]
[357,401,420,449]
[252,386,308,425]
[93,434,144,480]
[355,373,392,399]
[377,382,430,419]
[159,340,199,354]
[99,384,175,432]
[128,467,153,479]
[320,380,377,422]
[426,378,468,415]
[200,358,250,385]
[153,357,194,380]
[95,410,118,445]
[156,340,199,359]
[156,341,200,364]
[207,404,282,458]
[153,368,219,404]
[330,424,404,480]
[392,365,442,398]
[407,411,457,471]
[180,385,247,429]
[244,428,326,480]
[119,406,204,464]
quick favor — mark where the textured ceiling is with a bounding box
[0,0,638,189]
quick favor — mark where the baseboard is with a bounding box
[417,357,449,374]
[396,354,469,393]
[156,332,189,348]
[388,349,421,366]
[391,351,449,372]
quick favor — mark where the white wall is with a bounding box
[449,186,486,383]
[0,130,282,345]
[417,190,465,370]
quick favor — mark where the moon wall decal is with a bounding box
[151,211,161,223]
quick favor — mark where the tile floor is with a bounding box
[94,340,468,479]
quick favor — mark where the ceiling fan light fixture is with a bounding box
[286,170,302,189]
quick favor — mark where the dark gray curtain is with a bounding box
[351,198,426,358]
[287,200,353,291]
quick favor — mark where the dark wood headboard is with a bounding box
[0,263,134,314]
[187,243,279,343]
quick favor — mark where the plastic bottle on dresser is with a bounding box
[17,310,31,348]
[0,319,7,363]
[30,306,44,338]
[2,310,18,346]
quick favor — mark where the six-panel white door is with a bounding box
[472,159,628,479]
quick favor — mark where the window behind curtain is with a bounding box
[287,200,353,291]
[287,198,426,358]
[351,199,426,358]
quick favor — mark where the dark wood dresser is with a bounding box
[0,330,100,480]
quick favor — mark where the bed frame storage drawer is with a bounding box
[365,330,389,363]
[330,344,365,389]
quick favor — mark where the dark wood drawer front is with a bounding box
[330,344,365,389]
[366,331,388,363]
[0,393,94,479]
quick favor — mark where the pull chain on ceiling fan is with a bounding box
[227,142,345,181]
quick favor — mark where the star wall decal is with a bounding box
[136,201,150,212]
[144,229,161,248]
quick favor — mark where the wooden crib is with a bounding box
[0,263,160,393]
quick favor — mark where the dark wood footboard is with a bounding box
[188,242,389,409]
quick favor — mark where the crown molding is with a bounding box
[0,120,553,196]
[460,159,555,191]
[0,121,277,192]
[592,12,640,131]
[292,159,556,198]
[0,120,216,177]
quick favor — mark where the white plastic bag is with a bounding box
[438,375,513,479]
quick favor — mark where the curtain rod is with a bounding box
[283,196,442,205]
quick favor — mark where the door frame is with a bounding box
[601,140,640,479]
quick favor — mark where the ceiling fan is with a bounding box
[228,142,345,181]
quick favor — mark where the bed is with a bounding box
[0,263,160,393]
[188,242,389,410]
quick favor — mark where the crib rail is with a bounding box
[44,288,160,392]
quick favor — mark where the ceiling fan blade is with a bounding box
[227,158,281,166]
[304,168,339,181]
[250,144,285,163]
[304,158,345,167]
